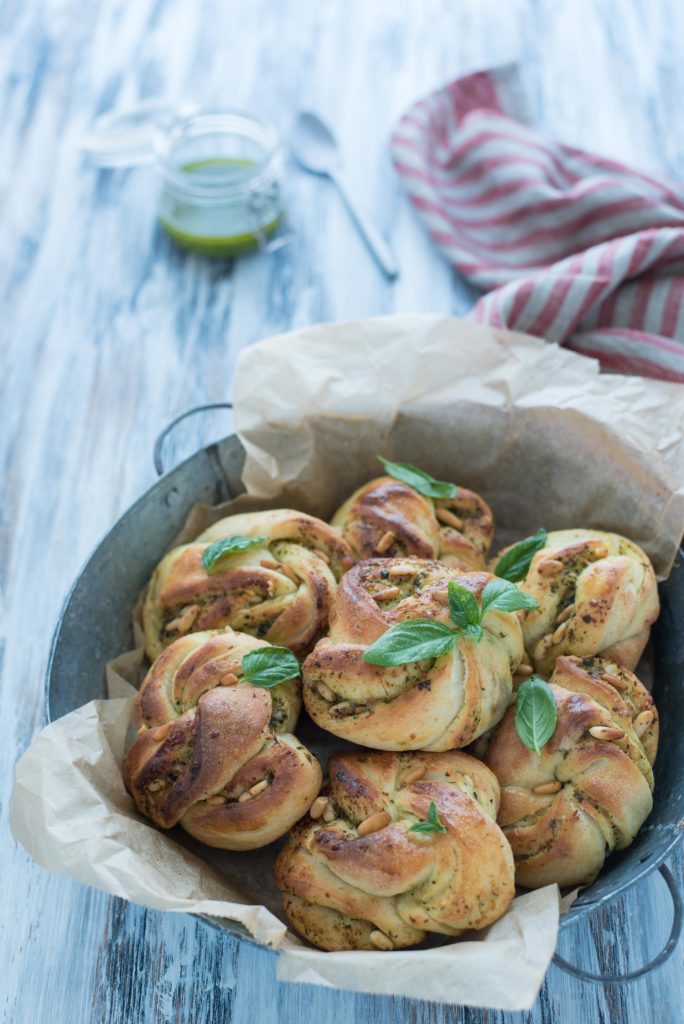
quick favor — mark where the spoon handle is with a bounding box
[330,169,399,280]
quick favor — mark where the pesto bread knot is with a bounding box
[331,475,494,570]
[123,629,322,850]
[302,558,525,751]
[493,529,659,676]
[274,749,515,951]
[486,655,658,888]
[142,508,354,662]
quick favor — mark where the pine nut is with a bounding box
[634,709,655,737]
[601,672,628,691]
[260,558,280,570]
[374,586,401,601]
[238,791,253,803]
[402,765,427,785]
[589,725,625,741]
[316,682,336,702]
[566,655,582,664]
[357,811,391,836]
[280,564,299,584]
[152,722,173,742]
[433,589,449,605]
[539,559,563,575]
[330,701,355,716]
[206,794,227,806]
[310,796,328,819]
[249,779,269,796]
[592,544,609,559]
[165,604,200,635]
[376,530,396,554]
[533,781,562,795]
[388,565,415,579]
[435,507,464,531]
[322,804,336,822]
[220,672,239,686]
[556,604,575,625]
[369,930,394,951]
[514,664,534,678]
[552,621,568,644]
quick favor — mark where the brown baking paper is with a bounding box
[233,315,684,577]
[11,316,684,1011]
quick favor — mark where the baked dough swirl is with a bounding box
[302,558,524,750]
[274,749,515,950]
[123,630,322,850]
[143,509,354,661]
[508,529,659,676]
[331,476,494,570]
[486,654,658,888]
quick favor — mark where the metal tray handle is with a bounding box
[553,864,683,984]
[153,403,234,476]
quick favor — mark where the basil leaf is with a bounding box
[447,581,481,631]
[463,623,484,641]
[480,578,539,614]
[242,646,301,688]
[377,456,457,499]
[515,676,558,755]
[494,529,548,583]
[202,535,267,575]
[408,800,448,834]
[363,620,456,667]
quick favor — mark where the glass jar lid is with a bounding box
[79,100,199,167]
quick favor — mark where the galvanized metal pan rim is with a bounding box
[42,428,684,982]
[44,441,214,725]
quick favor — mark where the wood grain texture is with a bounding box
[1,0,683,1021]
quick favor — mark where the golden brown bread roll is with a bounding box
[331,476,494,570]
[302,558,524,750]
[274,749,515,951]
[123,630,322,850]
[506,529,659,676]
[142,509,354,662]
[486,655,658,888]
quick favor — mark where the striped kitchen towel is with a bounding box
[391,64,684,382]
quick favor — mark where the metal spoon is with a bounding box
[290,111,399,280]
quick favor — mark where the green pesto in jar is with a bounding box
[158,157,281,258]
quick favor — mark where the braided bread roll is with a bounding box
[143,509,354,661]
[331,476,494,570]
[486,655,658,888]
[509,529,659,676]
[275,750,515,951]
[302,558,524,750]
[123,630,322,850]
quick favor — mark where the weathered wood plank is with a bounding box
[2,0,683,1022]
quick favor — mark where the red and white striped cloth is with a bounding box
[391,64,684,382]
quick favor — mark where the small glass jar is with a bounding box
[81,103,286,258]
[155,111,284,257]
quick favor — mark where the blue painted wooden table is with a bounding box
[2,1,683,1021]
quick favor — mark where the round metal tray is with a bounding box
[46,413,684,984]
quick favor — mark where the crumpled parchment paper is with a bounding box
[12,315,684,1010]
